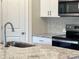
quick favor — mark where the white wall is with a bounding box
[48,17,79,34]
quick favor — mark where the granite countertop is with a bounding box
[32,33,66,38]
[2,44,79,59]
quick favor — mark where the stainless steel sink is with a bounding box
[6,41,35,48]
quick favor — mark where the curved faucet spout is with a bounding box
[4,22,15,47]
[4,22,14,32]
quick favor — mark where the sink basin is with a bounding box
[7,42,35,48]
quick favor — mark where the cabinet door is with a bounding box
[40,0,50,17]
[40,0,59,17]
[2,0,29,43]
[50,0,59,17]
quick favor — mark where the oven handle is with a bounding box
[52,39,78,44]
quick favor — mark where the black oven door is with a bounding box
[52,39,79,50]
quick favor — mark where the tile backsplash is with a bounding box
[47,17,79,34]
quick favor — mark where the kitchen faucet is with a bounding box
[4,22,14,47]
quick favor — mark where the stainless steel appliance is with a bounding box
[59,0,79,16]
[52,24,79,50]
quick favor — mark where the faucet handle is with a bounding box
[6,41,15,47]
[4,42,11,47]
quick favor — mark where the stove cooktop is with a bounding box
[52,34,79,41]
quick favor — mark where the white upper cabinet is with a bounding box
[40,0,59,17]
[40,0,50,17]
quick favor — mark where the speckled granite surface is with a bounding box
[32,33,66,38]
[0,44,79,59]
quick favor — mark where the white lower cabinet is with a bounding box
[33,36,52,45]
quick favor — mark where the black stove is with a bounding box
[66,24,79,39]
[52,24,79,50]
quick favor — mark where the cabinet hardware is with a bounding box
[78,2,79,9]
[39,40,43,42]
[50,11,51,16]
[48,11,50,16]
[21,32,25,35]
